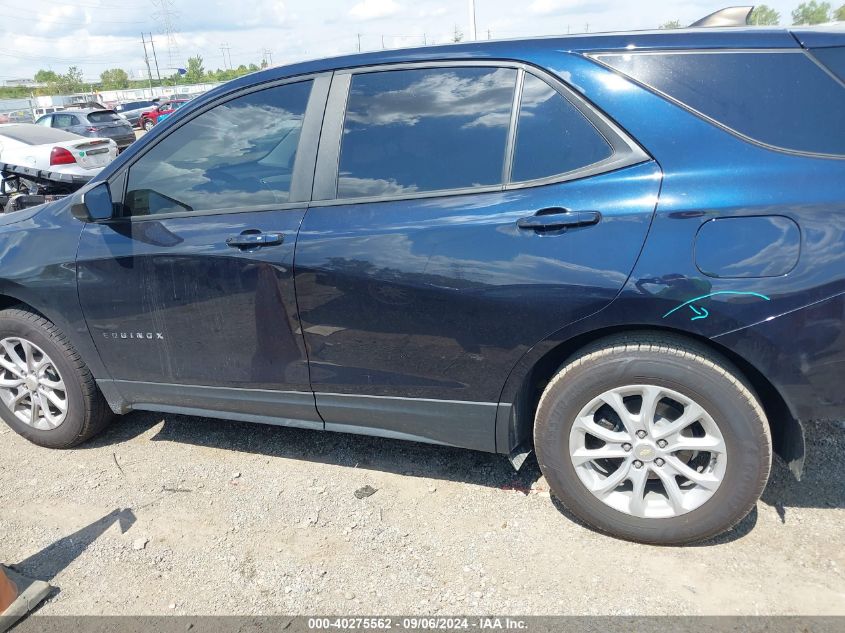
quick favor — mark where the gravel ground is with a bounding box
[0,413,843,616]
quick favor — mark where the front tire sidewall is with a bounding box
[535,351,771,544]
[0,316,89,448]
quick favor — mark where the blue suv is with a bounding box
[0,21,842,544]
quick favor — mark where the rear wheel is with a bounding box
[0,308,113,448]
[534,333,771,544]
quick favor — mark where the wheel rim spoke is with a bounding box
[0,375,24,388]
[572,414,630,444]
[0,355,24,377]
[569,384,727,519]
[0,337,68,430]
[652,465,686,514]
[628,464,649,516]
[599,391,641,437]
[666,434,726,454]
[588,461,631,496]
[664,455,721,490]
[1,340,27,373]
[571,445,630,466]
[22,340,35,372]
[652,402,704,440]
[638,385,661,435]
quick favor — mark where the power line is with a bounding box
[151,0,179,69]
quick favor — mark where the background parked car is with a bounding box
[0,123,117,179]
[138,99,189,131]
[35,109,135,152]
[114,100,157,128]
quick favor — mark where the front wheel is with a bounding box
[143,119,155,132]
[0,308,113,448]
[534,333,772,544]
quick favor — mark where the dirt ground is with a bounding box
[0,413,843,616]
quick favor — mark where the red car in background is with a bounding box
[139,99,189,132]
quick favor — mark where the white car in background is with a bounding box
[0,124,118,178]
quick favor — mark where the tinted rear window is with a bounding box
[596,51,845,156]
[812,47,845,82]
[87,110,121,123]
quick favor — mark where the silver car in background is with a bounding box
[113,100,157,128]
[35,109,136,151]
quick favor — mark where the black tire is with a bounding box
[534,332,772,545]
[143,118,155,131]
[0,307,113,448]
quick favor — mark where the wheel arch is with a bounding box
[497,323,804,478]
[0,291,126,411]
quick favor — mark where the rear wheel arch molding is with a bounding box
[497,324,804,478]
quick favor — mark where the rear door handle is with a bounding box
[517,208,602,231]
[226,231,285,248]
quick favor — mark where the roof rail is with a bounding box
[689,6,754,28]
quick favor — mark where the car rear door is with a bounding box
[76,75,330,425]
[294,62,662,450]
[51,113,77,131]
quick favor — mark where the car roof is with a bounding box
[56,108,116,115]
[201,25,841,98]
[0,123,83,145]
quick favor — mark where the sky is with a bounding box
[0,0,825,82]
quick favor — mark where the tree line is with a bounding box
[662,1,845,29]
[16,55,265,98]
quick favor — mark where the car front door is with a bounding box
[294,63,661,450]
[76,75,330,426]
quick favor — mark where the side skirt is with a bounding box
[315,392,506,453]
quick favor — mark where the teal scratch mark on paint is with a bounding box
[662,291,771,321]
[689,305,709,321]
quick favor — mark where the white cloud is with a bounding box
[528,0,568,15]
[1,0,801,82]
[349,0,401,21]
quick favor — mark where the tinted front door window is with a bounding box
[337,67,517,198]
[125,80,312,215]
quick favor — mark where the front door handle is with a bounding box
[226,231,285,248]
[517,208,602,231]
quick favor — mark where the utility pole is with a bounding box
[148,33,161,84]
[152,0,180,70]
[468,0,477,41]
[357,33,362,52]
[140,33,154,91]
[381,35,385,49]
[220,43,232,70]
[487,28,491,40]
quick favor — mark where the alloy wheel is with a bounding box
[569,384,727,519]
[0,337,68,430]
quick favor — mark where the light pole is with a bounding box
[468,0,477,40]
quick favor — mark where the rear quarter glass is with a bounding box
[594,50,845,156]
